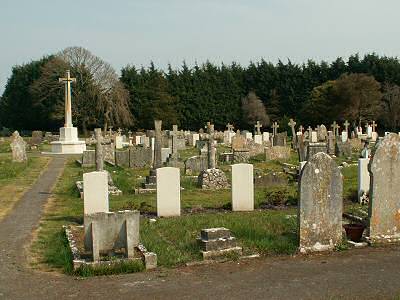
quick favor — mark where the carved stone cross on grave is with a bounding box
[58,70,76,128]
[128,130,132,138]
[343,120,350,134]
[226,123,234,133]
[254,121,263,135]
[272,122,279,136]
[288,118,297,148]
[207,122,216,169]
[372,121,378,132]
[299,125,304,133]
[94,128,104,171]
[171,124,179,156]
[331,121,339,137]
[117,128,122,136]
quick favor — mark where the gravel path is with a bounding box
[1,157,400,300]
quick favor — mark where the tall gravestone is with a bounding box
[299,152,343,253]
[94,128,104,171]
[157,167,181,217]
[231,164,254,211]
[368,133,400,243]
[154,120,162,169]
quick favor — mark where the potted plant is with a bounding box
[343,206,366,242]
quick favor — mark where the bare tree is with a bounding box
[241,91,270,127]
[382,83,400,131]
[31,46,133,134]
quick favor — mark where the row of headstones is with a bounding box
[300,133,400,252]
[83,163,255,217]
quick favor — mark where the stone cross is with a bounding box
[128,130,132,138]
[372,121,378,132]
[343,120,350,134]
[331,121,339,137]
[288,118,297,147]
[299,125,304,132]
[153,120,162,169]
[171,124,179,157]
[254,121,262,135]
[117,128,122,136]
[59,70,76,128]
[364,123,369,134]
[272,122,279,136]
[94,128,104,171]
[207,122,216,169]
[226,123,234,132]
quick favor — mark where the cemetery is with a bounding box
[2,3,400,295]
[3,71,390,275]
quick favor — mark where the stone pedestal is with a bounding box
[51,126,86,154]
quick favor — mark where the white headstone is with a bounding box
[262,132,270,142]
[254,134,262,145]
[190,133,200,147]
[311,131,318,143]
[135,136,142,145]
[231,163,254,211]
[245,132,253,140]
[156,167,181,217]
[115,136,123,149]
[371,132,378,142]
[341,131,348,143]
[83,171,109,215]
[358,158,370,200]
[367,126,373,138]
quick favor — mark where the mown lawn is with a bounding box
[31,146,359,276]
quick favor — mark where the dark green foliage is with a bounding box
[0,56,55,130]
[4,52,400,131]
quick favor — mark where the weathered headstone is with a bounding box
[10,131,27,162]
[317,125,327,142]
[154,120,162,169]
[299,152,343,253]
[368,133,400,243]
[82,150,95,167]
[129,147,152,168]
[231,164,254,211]
[94,128,104,171]
[306,142,327,161]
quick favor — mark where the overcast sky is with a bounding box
[1,0,399,93]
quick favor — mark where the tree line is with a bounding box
[1,47,400,135]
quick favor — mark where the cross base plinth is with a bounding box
[49,126,86,154]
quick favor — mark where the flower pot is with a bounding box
[343,223,365,242]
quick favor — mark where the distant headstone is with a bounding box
[299,152,342,253]
[82,150,95,167]
[306,142,327,161]
[265,146,291,161]
[368,133,400,244]
[231,164,254,211]
[31,130,43,145]
[317,125,327,142]
[10,131,27,162]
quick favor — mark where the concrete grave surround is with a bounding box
[83,171,109,215]
[231,164,254,211]
[84,210,139,260]
[299,152,343,253]
[156,167,181,217]
[358,158,370,200]
[369,133,400,243]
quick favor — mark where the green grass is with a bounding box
[31,143,359,275]
[141,210,298,267]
